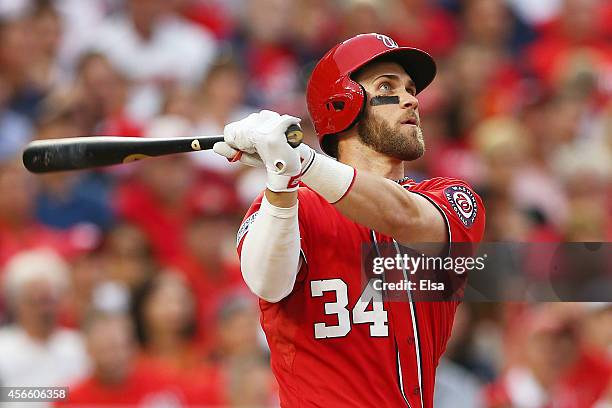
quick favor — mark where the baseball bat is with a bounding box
[22,124,303,174]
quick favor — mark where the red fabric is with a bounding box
[236,177,485,407]
[525,14,612,91]
[166,254,245,339]
[482,380,512,408]
[114,175,240,264]
[0,223,76,267]
[388,7,458,57]
[555,347,612,408]
[245,44,300,110]
[136,353,227,406]
[58,360,187,406]
[113,180,187,263]
[97,113,143,137]
[183,1,234,40]
[482,348,611,408]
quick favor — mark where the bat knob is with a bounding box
[285,124,303,148]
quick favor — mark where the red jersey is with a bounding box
[237,177,485,407]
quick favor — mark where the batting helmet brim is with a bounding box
[350,46,437,95]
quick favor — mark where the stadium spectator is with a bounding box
[434,305,485,407]
[61,310,185,406]
[225,355,278,407]
[191,57,255,174]
[132,273,199,366]
[484,305,612,408]
[169,200,245,331]
[132,272,225,405]
[387,0,459,57]
[0,14,46,120]
[113,116,201,263]
[0,249,89,387]
[0,75,32,163]
[0,161,73,266]
[99,222,156,291]
[29,1,63,94]
[525,0,612,95]
[83,0,217,120]
[32,116,114,230]
[212,295,264,364]
[231,0,302,112]
[73,52,142,136]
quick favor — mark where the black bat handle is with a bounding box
[189,123,302,151]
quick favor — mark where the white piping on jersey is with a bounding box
[397,345,412,408]
[394,239,424,408]
[371,231,412,408]
[300,248,308,265]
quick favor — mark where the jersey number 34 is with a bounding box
[310,279,388,339]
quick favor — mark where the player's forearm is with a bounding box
[333,172,426,238]
[240,195,300,302]
[265,189,297,208]
[301,152,446,244]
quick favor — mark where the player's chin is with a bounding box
[397,127,425,161]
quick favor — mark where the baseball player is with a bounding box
[214,33,485,408]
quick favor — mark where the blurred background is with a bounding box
[0,0,611,406]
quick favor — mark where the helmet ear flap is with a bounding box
[324,77,365,134]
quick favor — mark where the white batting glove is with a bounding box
[213,142,265,168]
[213,110,302,192]
[214,140,315,170]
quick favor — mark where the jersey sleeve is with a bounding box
[404,177,485,244]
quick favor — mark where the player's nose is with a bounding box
[400,92,419,110]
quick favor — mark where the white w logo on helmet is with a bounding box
[375,34,398,49]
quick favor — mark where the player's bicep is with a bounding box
[394,191,448,252]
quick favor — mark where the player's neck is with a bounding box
[338,138,404,180]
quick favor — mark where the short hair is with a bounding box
[2,248,70,308]
[321,135,340,159]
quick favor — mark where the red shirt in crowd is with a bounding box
[58,360,186,406]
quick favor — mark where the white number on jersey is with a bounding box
[310,279,351,338]
[353,281,389,336]
[310,279,388,339]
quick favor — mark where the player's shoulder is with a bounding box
[401,176,485,237]
[399,176,475,192]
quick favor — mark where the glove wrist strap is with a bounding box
[266,170,301,193]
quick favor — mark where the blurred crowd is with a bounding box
[0,0,611,406]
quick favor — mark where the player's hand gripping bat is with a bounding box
[22,124,303,173]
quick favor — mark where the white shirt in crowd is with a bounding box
[86,14,217,120]
[0,325,90,388]
[88,14,217,86]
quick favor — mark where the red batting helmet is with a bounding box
[306,33,436,154]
